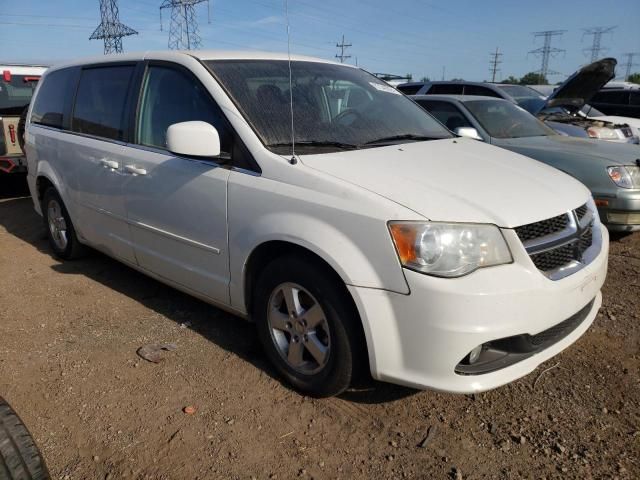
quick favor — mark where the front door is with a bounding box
[124,63,232,304]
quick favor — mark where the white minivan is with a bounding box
[25,51,608,397]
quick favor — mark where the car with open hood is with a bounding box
[399,62,638,144]
[413,94,640,231]
[530,58,638,143]
[25,50,608,397]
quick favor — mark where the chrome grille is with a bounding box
[515,203,599,280]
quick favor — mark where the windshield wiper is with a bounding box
[363,134,442,146]
[267,141,360,150]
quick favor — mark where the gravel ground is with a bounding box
[0,175,638,479]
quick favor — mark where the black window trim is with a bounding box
[69,61,139,144]
[129,59,261,174]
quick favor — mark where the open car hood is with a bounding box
[543,58,616,113]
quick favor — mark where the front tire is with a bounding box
[254,255,363,397]
[42,187,85,260]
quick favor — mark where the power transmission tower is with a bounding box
[160,0,210,50]
[90,0,138,54]
[621,52,640,81]
[489,47,502,82]
[528,30,566,80]
[335,35,352,63]
[582,26,616,62]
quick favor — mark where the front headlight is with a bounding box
[607,166,640,189]
[587,126,619,140]
[388,222,513,278]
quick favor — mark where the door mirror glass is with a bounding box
[455,126,482,140]
[166,121,221,157]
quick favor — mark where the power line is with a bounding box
[582,26,616,62]
[621,52,640,81]
[160,0,210,50]
[335,34,351,63]
[89,0,138,54]
[489,47,502,82]
[528,30,566,79]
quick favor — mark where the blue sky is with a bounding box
[1,0,639,81]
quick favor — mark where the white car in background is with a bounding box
[25,50,608,397]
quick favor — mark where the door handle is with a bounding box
[124,165,147,176]
[100,159,119,169]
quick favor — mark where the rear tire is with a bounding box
[254,255,364,397]
[17,106,28,154]
[0,397,50,480]
[42,187,85,260]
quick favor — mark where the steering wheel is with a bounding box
[333,108,362,125]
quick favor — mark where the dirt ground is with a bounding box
[0,174,638,480]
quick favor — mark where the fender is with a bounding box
[228,211,411,314]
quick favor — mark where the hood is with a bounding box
[496,135,640,167]
[300,138,590,228]
[543,58,616,113]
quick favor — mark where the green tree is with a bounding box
[627,72,640,84]
[420,76,430,82]
[519,72,548,85]
[450,77,465,82]
[500,76,520,85]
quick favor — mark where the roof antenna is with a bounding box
[284,0,296,164]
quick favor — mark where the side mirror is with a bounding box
[454,127,483,141]
[166,121,221,157]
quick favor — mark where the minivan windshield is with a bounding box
[464,99,556,139]
[205,60,452,154]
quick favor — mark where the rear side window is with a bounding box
[136,65,231,152]
[463,85,501,98]
[629,92,639,106]
[72,65,135,141]
[397,84,423,95]
[427,84,464,95]
[31,68,76,129]
[592,91,629,104]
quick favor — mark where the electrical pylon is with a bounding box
[160,0,210,50]
[89,0,138,55]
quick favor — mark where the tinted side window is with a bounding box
[592,91,629,104]
[72,65,135,141]
[464,85,501,98]
[137,65,230,152]
[31,68,76,129]
[629,92,640,106]
[427,84,464,95]
[397,85,423,95]
[416,100,472,131]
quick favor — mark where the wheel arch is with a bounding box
[243,239,371,380]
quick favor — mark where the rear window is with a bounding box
[463,85,501,98]
[72,65,135,141]
[31,68,76,129]
[0,73,40,116]
[427,84,464,95]
[397,84,423,95]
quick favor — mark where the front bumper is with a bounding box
[595,189,640,232]
[349,225,609,393]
